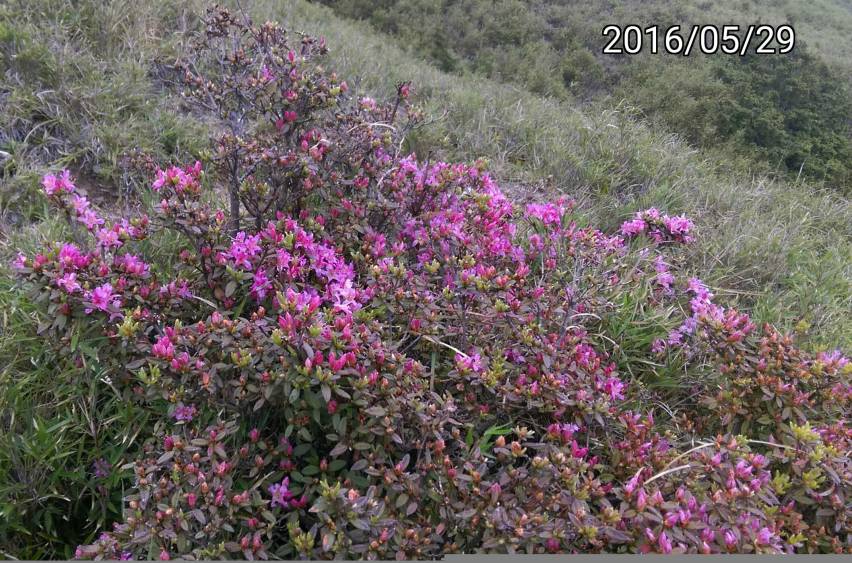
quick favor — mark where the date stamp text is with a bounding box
[602,25,795,56]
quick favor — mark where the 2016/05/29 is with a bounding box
[602,24,795,56]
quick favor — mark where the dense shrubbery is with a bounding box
[10,7,851,558]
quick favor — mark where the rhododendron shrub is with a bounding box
[13,7,849,558]
[168,6,419,235]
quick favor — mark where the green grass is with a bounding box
[0,216,157,559]
[0,0,206,223]
[316,0,852,188]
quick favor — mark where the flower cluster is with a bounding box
[621,208,695,244]
[14,7,849,559]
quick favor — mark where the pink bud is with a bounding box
[658,531,672,554]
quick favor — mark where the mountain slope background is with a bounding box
[317,0,852,188]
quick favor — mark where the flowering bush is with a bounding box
[12,6,850,558]
[620,208,694,245]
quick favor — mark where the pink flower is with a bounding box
[152,335,175,360]
[227,231,262,270]
[172,403,196,422]
[817,349,849,371]
[330,279,361,315]
[58,243,88,270]
[724,530,737,549]
[152,166,188,192]
[526,201,565,226]
[77,209,104,231]
[42,170,75,196]
[755,527,774,546]
[96,228,122,250]
[12,252,26,270]
[620,218,646,236]
[56,272,81,293]
[735,460,753,479]
[71,194,91,214]
[653,256,675,292]
[658,531,672,554]
[602,376,626,401]
[455,352,483,373]
[250,268,271,301]
[663,214,694,242]
[170,352,191,372]
[268,477,294,508]
[624,471,642,495]
[117,254,149,276]
[636,488,648,511]
[87,283,120,312]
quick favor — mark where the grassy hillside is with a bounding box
[1,0,849,345]
[257,0,852,348]
[0,0,849,557]
[316,0,852,188]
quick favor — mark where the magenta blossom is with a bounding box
[658,531,673,554]
[12,252,26,270]
[42,170,75,196]
[77,209,105,231]
[620,218,646,236]
[250,268,272,301]
[227,231,262,270]
[152,334,175,361]
[96,228,122,250]
[86,283,120,312]
[172,403,196,422]
[56,272,81,294]
[268,477,295,508]
[455,352,483,373]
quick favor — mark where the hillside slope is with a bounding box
[0,1,850,558]
[316,0,852,188]
[263,0,852,347]
[1,0,849,348]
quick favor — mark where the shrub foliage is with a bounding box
[11,7,851,558]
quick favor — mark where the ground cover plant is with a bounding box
[4,6,850,558]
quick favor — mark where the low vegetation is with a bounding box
[0,0,849,558]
